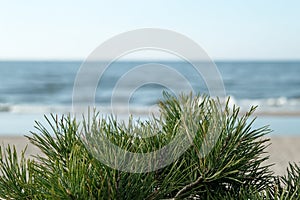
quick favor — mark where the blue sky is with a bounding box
[0,0,300,60]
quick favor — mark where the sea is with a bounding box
[0,61,299,135]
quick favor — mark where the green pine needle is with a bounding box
[0,93,299,199]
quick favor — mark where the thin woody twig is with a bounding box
[174,175,203,198]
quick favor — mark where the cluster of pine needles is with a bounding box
[0,93,299,199]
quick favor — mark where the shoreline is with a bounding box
[1,135,299,176]
[1,112,300,136]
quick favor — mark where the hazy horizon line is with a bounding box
[1,59,300,63]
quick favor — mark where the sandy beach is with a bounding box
[0,135,299,176]
[265,137,300,175]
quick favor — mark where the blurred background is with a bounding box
[0,1,300,135]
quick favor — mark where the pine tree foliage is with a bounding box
[0,93,299,199]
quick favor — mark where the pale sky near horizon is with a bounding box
[0,0,300,60]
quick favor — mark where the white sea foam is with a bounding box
[233,97,300,115]
[0,104,160,117]
[1,96,300,116]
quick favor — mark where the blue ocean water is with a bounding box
[0,61,300,134]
